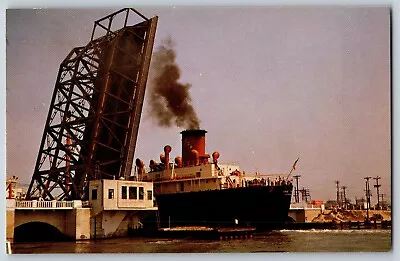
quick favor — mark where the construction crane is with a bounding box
[26,8,158,200]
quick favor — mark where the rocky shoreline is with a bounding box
[312,209,391,223]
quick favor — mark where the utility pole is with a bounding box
[354,196,358,209]
[373,176,381,209]
[300,187,311,203]
[364,177,372,222]
[341,186,347,209]
[293,175,301,203]
[335,180,340,207]
[379,193,386,209]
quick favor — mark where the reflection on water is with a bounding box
[11,230,391,254]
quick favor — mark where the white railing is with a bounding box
[15,200,33,208]
[56,201,74,208]
[14,200,80,209]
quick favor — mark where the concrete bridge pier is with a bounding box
[65,206,91,240]
[7,199,91,242]
[6,199,15,241]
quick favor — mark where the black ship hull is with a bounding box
[155,184,293,230]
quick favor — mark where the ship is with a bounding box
[138,129,293,230]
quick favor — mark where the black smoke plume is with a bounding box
[148,38,200,129]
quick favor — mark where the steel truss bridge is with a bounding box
[27,9,158,201]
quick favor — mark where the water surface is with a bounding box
[11,229,391,254]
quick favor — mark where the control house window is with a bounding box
[129,187,137,199]
[92,189,98,200]
[139,187,144,200]
[121,186,127,199]
[108,189,114,199]
[147,190,152,200]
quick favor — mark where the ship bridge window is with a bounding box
[121,186,127,199]
[147,190,152,200]
[92,189,98,200]
[108,189,114,199]
[129,187,137,199]
[139,187,144,200]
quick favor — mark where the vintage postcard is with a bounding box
[6,7,391,253]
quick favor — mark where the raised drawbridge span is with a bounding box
[27,9,158,200]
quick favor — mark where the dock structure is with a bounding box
[158,226,256,240]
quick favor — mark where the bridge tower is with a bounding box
[27,9,158,200]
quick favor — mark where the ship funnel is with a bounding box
[212,151,220,164]
[181,129,207,166]
[164,145,172,170]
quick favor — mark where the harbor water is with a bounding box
[11,229,391,253]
